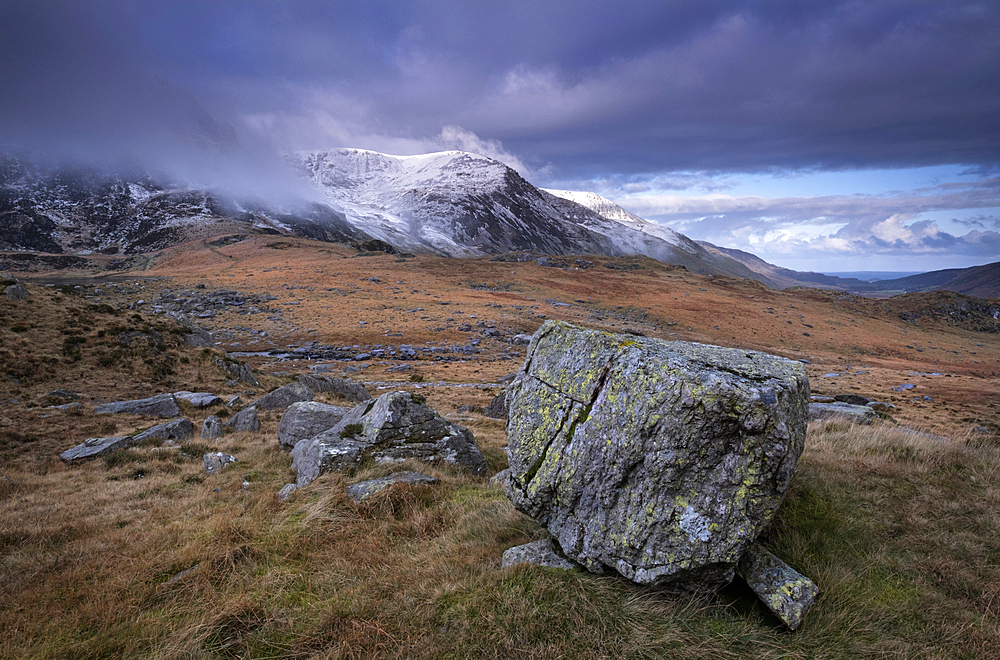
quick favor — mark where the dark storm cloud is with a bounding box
[3,0,998,178]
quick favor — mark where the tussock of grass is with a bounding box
[2,413,1000,658]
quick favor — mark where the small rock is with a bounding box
[204,452,236,474]
[347,471,439,501]
[738,542,818,630]
[502,539,578,571]
[809,402,877,424]
[834,394,870,406]
[277,483,298,501]
[202,415,223,439]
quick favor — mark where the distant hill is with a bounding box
[699,241,998,299]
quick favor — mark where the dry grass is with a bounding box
[3,413,1000,659]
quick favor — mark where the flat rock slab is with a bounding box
[504,320,809,591]
[809,402,877,424]
[737,543,819,630]
[502,539,578,571]
[60,436,132,464]
[347,471,439,501]
[173,391,223,408]
[95,393,181,418]
[278,401,352,450]
[132,418,193,443]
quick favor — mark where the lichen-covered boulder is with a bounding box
[503,321,809,591]
[737,542,818,630]
[290,391,487,486]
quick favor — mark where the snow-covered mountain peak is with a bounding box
[544,188,686,248]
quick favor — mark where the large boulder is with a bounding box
[277,401,351,450]
[59,436,132,464]
[132,418,194,443]
[248,382,314,410]
[290,391,487,486]
[95,393,181,418]
[503,321,809,592]
[173,391,223,408]
[224,406,260,433]
[296,375,371,402]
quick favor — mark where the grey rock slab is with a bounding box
[173,391,223,408]
[224,406,260,433]
[296,374,371,402]
[291,391,487,486]
[502,539,578,571]
[204,452,236,474]
[834,393,871,406]
[483,390,508,420]
[59,436,132,464]
[347,471,439,501]
[277,483,298,502]
[278,401,351,450]
[95,393,181,418]
[248,382,314,410]
[3,280,29,301]
[737,543,819,630]
[503,320,809,591]
[202,415,223,440]
[809,402,877,424]
[132,418,193,443]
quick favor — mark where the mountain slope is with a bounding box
[0,154,370,254]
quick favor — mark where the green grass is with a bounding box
[2,420,999,659]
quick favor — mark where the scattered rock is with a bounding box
[511,334,533,346]
[173,391,223,408]
[278,401,351,450]
[483,391,509,420]
[214,356,260,387]
[226,395,242,408]
[132,418,194,443]
[347,471,439,501]
[204,452,236,474]
[277,483,298,501]
[296,374,371,402]
[291,391,487,486]
[834,394,871,406]
[202,415,223,439]
[503,320,809,592]
[3,280,29,301]
[47,389,79,400]
[248,382,314,410]
[866,401,896,413]
[737,543,819,630]
[502,539,578,571]
[59,436,132,464]
[224,406,260,433]
[52,402,84,412]
[809,402,877,424]
[95,393,181,418]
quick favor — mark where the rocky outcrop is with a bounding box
[214,356,260,387]
[290,391,487,486]
[503,321,809,593]
[248,382,313,410]
[95,393,181,418]
[296,375,371,402]
[278,401,351,450]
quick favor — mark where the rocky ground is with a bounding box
[4,233,996,450]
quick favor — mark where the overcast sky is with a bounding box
[2,1,998,272]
